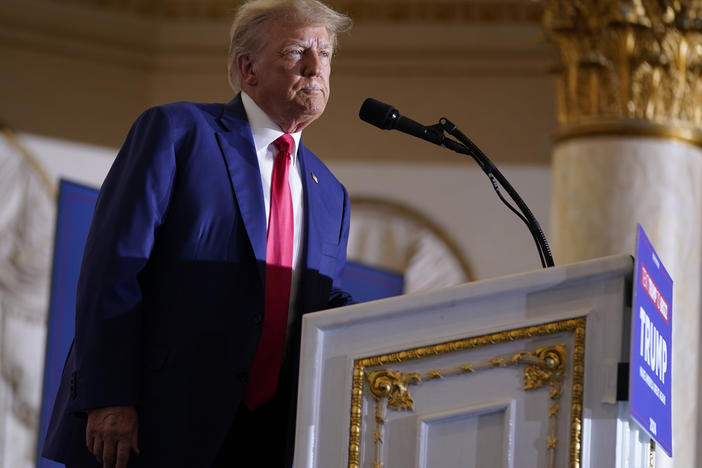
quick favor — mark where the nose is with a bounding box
[302,51,323,77]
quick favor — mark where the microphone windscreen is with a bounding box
[359,98,396,130]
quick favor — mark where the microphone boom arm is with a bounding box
[357,97,554,268]
[437,117,554,268]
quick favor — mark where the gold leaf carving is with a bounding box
[50,0,543,23]
[524,345,566,394]
[491,357,508,367]
[542,0,702,139]
[367,370,421,411]
[349,317,587,468]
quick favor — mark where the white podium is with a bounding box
[295,255,653,468]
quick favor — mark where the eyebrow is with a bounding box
[285,40,332,50]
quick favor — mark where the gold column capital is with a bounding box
[542,0,702,143]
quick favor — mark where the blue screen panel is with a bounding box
[341,261,404,303]
[38,180,98,467]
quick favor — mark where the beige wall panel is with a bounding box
[147,70,231,108]
[332,162,551,280]
[0,46,150,147]
[1,6,559,164]
[307,74,556,164]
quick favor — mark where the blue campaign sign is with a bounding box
[630,224,673,456]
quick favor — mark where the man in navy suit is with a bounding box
[42,1,354,466]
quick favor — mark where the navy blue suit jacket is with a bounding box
[43,95,353,466]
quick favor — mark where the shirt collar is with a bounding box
[241,91,301,165]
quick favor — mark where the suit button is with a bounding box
[253,314,264,325]
[237,372,249,383]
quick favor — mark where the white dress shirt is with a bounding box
[241,92,304,318]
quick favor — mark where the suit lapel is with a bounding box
[215,95,267,282]
[298,143,330,275]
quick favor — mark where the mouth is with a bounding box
[299,85,324,94]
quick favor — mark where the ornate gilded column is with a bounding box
[544,2,702,466]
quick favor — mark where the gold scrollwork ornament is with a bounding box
[367,370,421,410]
[524,345,566,396]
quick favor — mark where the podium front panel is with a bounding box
[296,255,636,468]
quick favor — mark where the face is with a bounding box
[238,19,332,133]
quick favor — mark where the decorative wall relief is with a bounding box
[0,125,55,467]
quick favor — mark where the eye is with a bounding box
[283,48,304,58]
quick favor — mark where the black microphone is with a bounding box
[359,98,445,146]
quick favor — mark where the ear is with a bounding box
[236,53,258,87]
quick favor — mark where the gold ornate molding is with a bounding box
[366,345,567,468]
[523,345,565,396]
[366,345,567,409]
[49,0,542,23]
[349,317,587,468]
[367,369,421,411]
[543,0,702,141]
[338,1,541,23]
[553,119,702,147]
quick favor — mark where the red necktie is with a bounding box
[244,134,295,410]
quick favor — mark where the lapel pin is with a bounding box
[311,172,319,184]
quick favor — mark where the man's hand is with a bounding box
[86,405,140,468]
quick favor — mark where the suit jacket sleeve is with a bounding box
[69,106,176,412]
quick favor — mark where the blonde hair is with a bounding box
[226,0,352,91]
